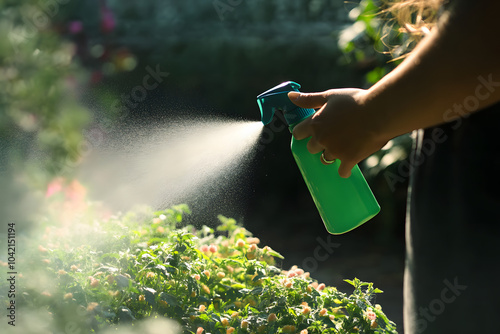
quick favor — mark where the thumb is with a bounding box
[288,91,328,109]
[337,161,354,179]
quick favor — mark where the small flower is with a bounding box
[201,284,210,294]
[371,320,378,329]
[303,272,310,279]
[306,286,312,293]
[146,271,156,279]
[196,328,204,334]
[301,302,308,307]
[221,318,229,327]
[248,244,257,252]
[41,291,51,297]
[109,290,119,297]
[236,239,246,247]
[70,265,78,271]
[319,308,328,316]
[285,281,293,288]
[302,306,311,315]
[310,282,318,289]
[87,302,98,311]
[234,301,242,309]
[58,269,67,275]
[231,312,239,318]
[191,291,196,297]
[317,283,326,291]
[366,310,376,321]
[329,314,336,320]
[42,259,50,264]
[241,320,249,329]
[247,237,260,244]
[226,327,235,334]
[153,218,162,224]
[89,277,99,288]
[156,226,165,233]
[375,304,382,311]
[267,313,277,322]
[208,244,217,253]
[203,270,210,278]
[295,268,304,275]
[193,274,201,280]
[282,325,296,333]
[200,245,209,253]
[64,293,73,300]
[38,245,48,252]
[159,214,166,220]
[300,330,309,334]
[199,304,206,312]
[138,295,146,302]
[217,272,226,279]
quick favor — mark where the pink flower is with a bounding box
[367,311,376,321]
[68,21,83,34]
[196,328,204,334]
[200,245,209,253]
[208,245,217,253]
[100,1,116,34]
[45,178,63,198]
[366,308,377,321]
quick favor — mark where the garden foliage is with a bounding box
[3,200,398,334]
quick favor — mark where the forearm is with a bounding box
[363,0,500,140]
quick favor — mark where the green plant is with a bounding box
[3,199,398,334]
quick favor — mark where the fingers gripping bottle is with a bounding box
[257,81,380,234]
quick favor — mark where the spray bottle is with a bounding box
[257,81,380,234]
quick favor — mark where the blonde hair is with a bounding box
[382,0,447,59]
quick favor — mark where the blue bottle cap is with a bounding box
[257,81,315,126]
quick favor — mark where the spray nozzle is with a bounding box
[256,81,315,126]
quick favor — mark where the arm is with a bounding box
[291,0,500,178]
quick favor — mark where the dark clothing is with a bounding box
[405,103,500,333]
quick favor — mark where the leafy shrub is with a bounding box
[3,201,397,334]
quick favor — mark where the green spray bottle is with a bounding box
[257,81,380,234]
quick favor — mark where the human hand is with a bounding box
[289,89,388,178]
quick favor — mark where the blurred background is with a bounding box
[1,0,412,329]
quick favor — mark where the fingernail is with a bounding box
[288,92,300,101]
